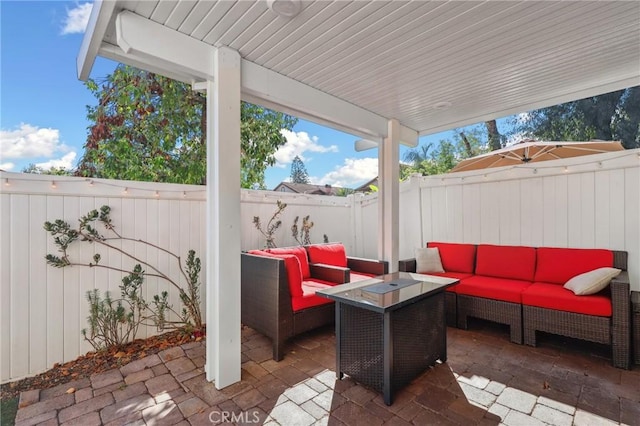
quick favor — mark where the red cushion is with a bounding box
[427,242,476,273]
[255,252,303,298]
[349,272,376,282]
[307,243,348,267]
[455,275,531,303]
[248,249,270,255]
[416,272,470,294]
[268,246,311,278]
[522,282,612,316]
[292,279,337,311]
[475,244,536,282]
[534,248,614,284]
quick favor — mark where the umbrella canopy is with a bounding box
[449,140,625,173]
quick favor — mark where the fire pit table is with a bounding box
[317,272,458,405]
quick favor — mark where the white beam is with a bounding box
[241,60,388,140]
[205,47,242,388]
[77,0,117,81]
[115,11,214,81]
[378,119,400,273]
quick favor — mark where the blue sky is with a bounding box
[0,1,505,190]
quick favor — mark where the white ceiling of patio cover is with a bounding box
[96,0,639,136]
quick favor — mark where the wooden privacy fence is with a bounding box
[1,148,639,382]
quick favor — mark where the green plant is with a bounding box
[291,215,314,245]
[252,200,287,248]
[44,205,203,349]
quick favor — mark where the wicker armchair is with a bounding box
[241,247,388,361]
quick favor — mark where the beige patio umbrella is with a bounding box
[449,140,625,173]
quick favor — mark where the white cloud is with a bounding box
[316,157,378,188]
[274,130,338,167]
[0,123,68,159]
[35,152,77,171]
[0,162,15,171]
[61,3,92,35]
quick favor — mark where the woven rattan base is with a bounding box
[337,292,446,405]
[631,292,640,365]
[457,295,523,344]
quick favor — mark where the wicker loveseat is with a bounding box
[242,243,388,361]
[400,242,631,369]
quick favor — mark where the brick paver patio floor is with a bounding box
[15,320,640,425]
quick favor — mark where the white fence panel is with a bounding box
[1,149,639,382]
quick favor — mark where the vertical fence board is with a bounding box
[594,171,611,247]
[62,196,80,362]
[480,183,500,243]
[78,197,97,355]
[28,195,48,374]
[609,169,625,248]
[498,180,521,245]
[580,173,596,248]
[462,184,481,243]
[567,174,583,247]
[10,195,30,378]
[446,185,464,243]
[1,194,12,379]
[421,187,433,243]
[624,167,640,291]
[45,196,64,370]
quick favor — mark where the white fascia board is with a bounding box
[77,0,117,81]
[115,11,214,81]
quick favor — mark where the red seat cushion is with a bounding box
[291,294,333,311]
[293,278,335,311]
[522,282,612,316]
[349,272,376,282]
[427,242,476,273]
[534,248,614,284]
[307,243,348,267]
[475,244,536,282]
[455,275,531,303]
[268,246,311,278]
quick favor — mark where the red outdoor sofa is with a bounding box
[400,242,631,369]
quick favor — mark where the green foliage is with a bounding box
[44,205,204,350]
[292,215,314,245]
[77,65,297,188]
[253,200,287,248]
[241,104,297,189]
[403,127,489,176]
[515,87,640,149]
[335,187,354,197]
[290,156,310,184]
[22,164,72,175]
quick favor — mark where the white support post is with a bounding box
[378,119,400,272]
[205,47,242,388]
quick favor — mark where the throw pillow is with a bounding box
[415,247,445,274]
[563,267,621,295]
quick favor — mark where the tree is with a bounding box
[516,87,639,149]
[76,65,297,188]
[403,126,488,176]
[290,155,310,184]
[22,164,72,176]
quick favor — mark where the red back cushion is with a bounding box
[267,246,311,278]
[534,248,614,284]
[268,254,303,298]
[427,242,476,273]
[306,243,348,267]
[475,244,537,282]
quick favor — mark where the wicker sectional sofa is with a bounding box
[400,242,631,369]
[242,243,388,361]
